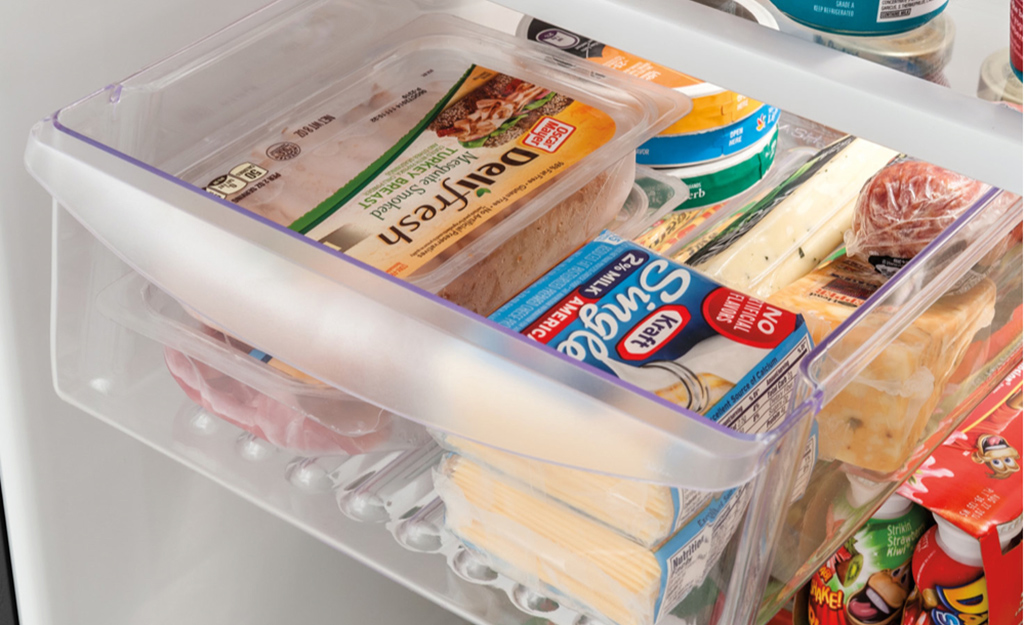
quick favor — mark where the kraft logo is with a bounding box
[616,306,691,361]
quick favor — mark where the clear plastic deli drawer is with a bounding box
[23,1,1024,625]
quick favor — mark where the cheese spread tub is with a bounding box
[770,0,948,36]
[435,453,752,625]
[184,17,690,318]
[686,136,900,299]
[637,105,780,167]
[655,127,778,209]
[768,258,997,473]
[808,14,954,85]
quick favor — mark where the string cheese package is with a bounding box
[635,204,731,256]
[518,3,779,167]
[435,454,752,625]
[655,127,778,209]
[768,258,997,473]
[685,136,900,299]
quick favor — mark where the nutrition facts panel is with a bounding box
[719,335,812,434]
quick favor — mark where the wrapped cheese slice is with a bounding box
[435,454,749,625]
[437,433,712,547]
[768,258,997,473]
[686,136,899,298]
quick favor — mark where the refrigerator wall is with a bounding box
[0,1,470,624]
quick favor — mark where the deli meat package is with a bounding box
[135,16,688,456]
[93,273,427,457]
[434,231,814,625]
[182,17,688,317]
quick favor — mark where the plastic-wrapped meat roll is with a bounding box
[845,161,989,275]
[164,345,391,456]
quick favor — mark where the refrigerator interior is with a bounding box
[5,0,1023,625]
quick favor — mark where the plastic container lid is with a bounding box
[607,166,691,240]
[810,13,954,81]
[845,473,890,508]
[933,512,1024,567]
[871,493,914,520]
[979,47,1024,105]
[515,0,777,100]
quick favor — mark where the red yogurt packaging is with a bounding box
[897,363,1024,625]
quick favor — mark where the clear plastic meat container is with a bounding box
[23,1,1024,625]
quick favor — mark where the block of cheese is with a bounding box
[768,258,997,473]
[435,454,748,625]
[687,137,899,298]
[436,433,711,547]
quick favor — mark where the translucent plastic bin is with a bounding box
[24,1,1024,625]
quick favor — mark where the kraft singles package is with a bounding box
[433,235,814,625]
[490,230,812,430]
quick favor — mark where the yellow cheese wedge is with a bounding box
[769,258,997,472]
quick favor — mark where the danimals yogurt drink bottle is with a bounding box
[901,513,1023,625]
[808,493,929,625]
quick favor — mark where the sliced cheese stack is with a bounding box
[436,454,746,625]
[438,434,709,547]
[769,258,997,473]
[686,136,900,299]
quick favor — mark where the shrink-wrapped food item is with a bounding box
[845,160,989,276]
